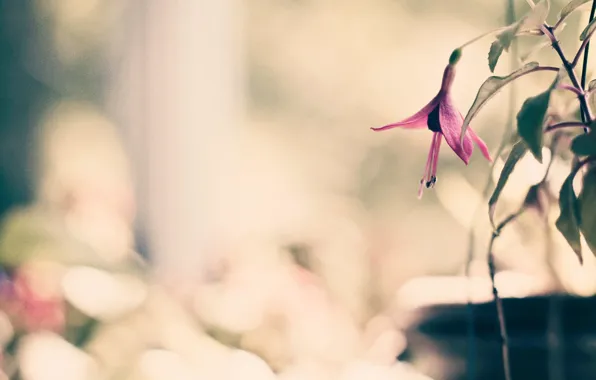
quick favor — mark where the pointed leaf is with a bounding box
[556,173,583,263]
[579,167,596,255]
[488,141,528,227]
[488,41,505,73]
[517,92,550,163]
[460,62,542,144]
[580,16,596,41]
[558,0,591,25]
[487,0,550,72]
[516,73,562,163]
[571,130,596,156]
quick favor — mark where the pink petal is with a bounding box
[438,96,473,164]
[431,132,442,177]
[371,96,440,131]
[467,127,493,162]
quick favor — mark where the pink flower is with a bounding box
[372,51,492,198]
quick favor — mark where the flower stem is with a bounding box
[457,26,510,50]
[466,3,518,380]
[545,121,589,133]
[542,27,594,124]
[581,1,596,90]
[488,209,523,380]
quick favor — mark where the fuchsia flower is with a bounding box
[372,50,492,198]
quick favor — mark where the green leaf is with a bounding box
[487,0,550,72]
[558,0,591,25]
[516,73,562,163]
[488,41,505,73]
[523,183,548,215]
[517,92,550,163]
[488,140,528,227]
[460,62,541,144]
[571,130,596,156]
[579,167,596,255]
[488,24,523,73]
[580,16,596,41]
[556,173,583,264]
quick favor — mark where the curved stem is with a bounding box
[581,1,596,89]
[533,66,565,73]
[543,27,595,124]
[559,84,584,97]
[542,132,561,182]
[466,3,520,379]
[571,37,591,68]
[545,121,589,133]
[488,209,523,380]
[457,26,511,50]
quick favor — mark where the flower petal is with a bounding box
[438,96,473,164]
[371,95,440,131]
[467,127,493,162]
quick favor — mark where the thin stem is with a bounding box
[488,209,523,380]
[457,26,511,50]
[534,66,567,73]
[581,0,596,89]
[466,3,519,379]
[559,84,584,97]
[543,137,564,379]
[543,27,595,124]
[571,38,591,68]
[542,132,561,182]
[544,121,589,133]
[547,295,564,380]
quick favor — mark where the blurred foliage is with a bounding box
[2,1,596,380]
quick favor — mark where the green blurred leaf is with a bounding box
[579,167,596,255]
[488,140,528,227]
[487,0,550,72]
[558,0,591,25]
[580,16,596,40]
[461,62,541,144]
[517,90,552,163]
[488,25,521,73]
[516,72,562,163]
[556,173,583,264]
[571,129,596,156]
[523,183,549,215]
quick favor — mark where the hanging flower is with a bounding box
[372,49,492,198]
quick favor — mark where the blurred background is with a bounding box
[1,0,596,379]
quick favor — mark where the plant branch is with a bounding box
[559,83,585,97]
[581,0,596,90]
[466,3,518,379]
[488,209,523,380]
[545,121,589,133]
[572,37,592,68]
